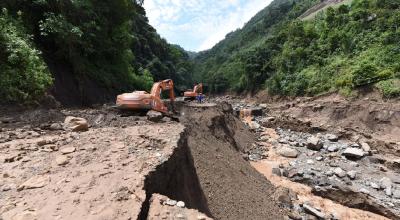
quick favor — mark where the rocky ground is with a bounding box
[1,92,399,220]
[220,92,400,220]
[0,107,187,220]
[0,103,290,220]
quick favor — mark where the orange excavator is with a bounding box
[184,83,203,100]
[116,79,175,114]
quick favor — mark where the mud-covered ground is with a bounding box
[1,91,399,220]
[0,103,291,220]
[0,107,186,220]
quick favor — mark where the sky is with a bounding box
[143,0,273,52]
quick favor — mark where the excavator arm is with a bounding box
[184,83,204,99]
[150,79,175,101]
[193,83,203,94]
[150,79,175,113]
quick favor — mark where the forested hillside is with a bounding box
[0,0,193,105]
[194,0,400,98]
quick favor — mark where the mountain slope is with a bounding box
[0,1,193,105]
[193,0,320,93]
[194,0,400,98]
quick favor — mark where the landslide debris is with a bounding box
[180,103,287,220]
[0,107,187,220]
[222,93,400,219]
[1,103,290,220]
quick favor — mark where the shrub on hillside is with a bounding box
[0,9,52,103]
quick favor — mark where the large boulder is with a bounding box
[18,175,50,190]
[325,134,339,142]
[277,147,299,158]
[147,110,163,122]
[306,136,323,151]
[303,204,325,219]
[64,116,88,132]
[342,148,365,160]
[361,142,371,154]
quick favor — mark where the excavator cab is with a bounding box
[116,79,175,114]
[184,83,204,100]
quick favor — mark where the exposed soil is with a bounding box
[180,104,287,220]
[0,102,288,220]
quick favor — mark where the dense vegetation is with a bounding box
[194,0,400,98]
[0,9,52,102]
[0,0,193,105]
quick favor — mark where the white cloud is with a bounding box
[144,0,273,51]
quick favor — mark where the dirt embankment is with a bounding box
[251,92,400,157]
[180,103,287,220]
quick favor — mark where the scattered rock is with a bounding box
[342,148,365,160]
[1,184,13,191]
[49,123,63,131]
[347,171,357,180]
[359,188,370,194]
[176,214,185,219]
[60,147,76,154]
[164,199,177,206]
[18,175,50,190]
[379,177,393,196]
[326,170,334,177]
[379,166,388,172]
[248,121,261,131]
[287,211,302,220]
[370,182,380,189]
[147,110,163,122]
[176,201,185,208]
[240,107,263,117]
[326,134,338,142]
[4,153,20,163]
[393,189,400,199]
[64,116,89,132]
[259,103,268,109]
[56,155,70,166]
[272,168,282,176]
[277,147,299,158]
[380,177,392,190]
[36,137,57,146]
[306,137,323,151]
[161,117,171,123]
[303,204,325,219]
[361,142,371,153]
[327,145,339,152]
[334,168,346,178]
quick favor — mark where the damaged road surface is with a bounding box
[0,104,288,220]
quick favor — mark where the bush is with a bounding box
[0,9,52,103]
[376,79,400,98]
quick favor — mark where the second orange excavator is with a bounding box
[116,79,175,113]
[184,83,203,100]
